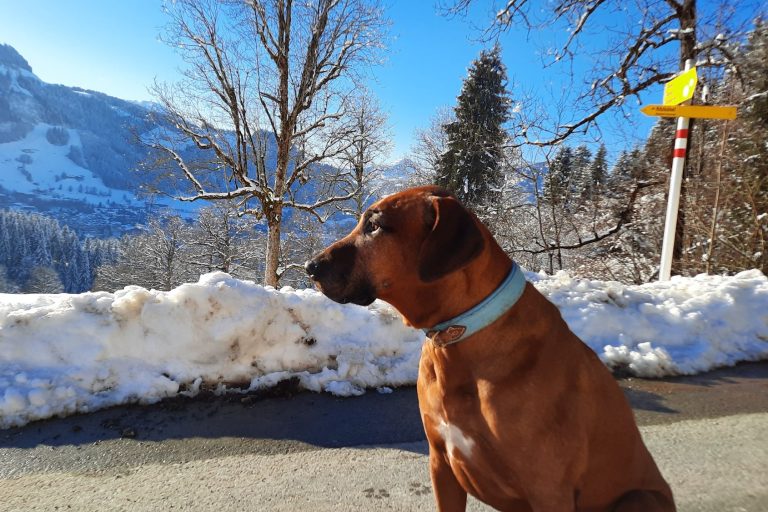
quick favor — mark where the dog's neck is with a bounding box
[388,230,515,332]
[423,262,526,346]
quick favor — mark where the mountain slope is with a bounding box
[0,44,193,236]
[0,44,417,237]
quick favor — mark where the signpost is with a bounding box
[641,104,737,120]
[663,67,698,106]
[641,61,737,281]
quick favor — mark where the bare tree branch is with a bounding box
[517,180,662,255]
[148,0,387,286]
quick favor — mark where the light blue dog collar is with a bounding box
[424,263,527,347]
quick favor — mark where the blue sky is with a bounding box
[0,0,666,162]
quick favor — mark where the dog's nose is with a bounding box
[305,259,320,278]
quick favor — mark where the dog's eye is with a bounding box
[365,220,381,235]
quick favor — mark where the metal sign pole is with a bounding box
[658,59,694,281]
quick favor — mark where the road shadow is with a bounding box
[620,386,678,414]
[0,384,428,451]
[1,380,676,452]
[617,361,768,425]
[658,360,768,387]
[4,361,766,454]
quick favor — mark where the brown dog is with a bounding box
[306,186,675,512]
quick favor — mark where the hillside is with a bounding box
[0,44,196,236]
[0,44,413,238]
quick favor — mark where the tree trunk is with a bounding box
[705,121,730,273]
[672,0,697,275]
[678,0,697,68]
[355,163,365,219]
[264,210,282,287]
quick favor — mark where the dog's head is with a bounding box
[305,186,485,310]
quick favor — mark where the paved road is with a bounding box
[1,362,767,511]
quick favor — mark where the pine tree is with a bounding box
[586,143,608,199]
[0,209,97,293]
[436,45,511,208]
[544,146,573,206]
[571,144,592,199]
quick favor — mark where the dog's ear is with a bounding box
[418,195,485,282]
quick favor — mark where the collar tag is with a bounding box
[427,325,467,347]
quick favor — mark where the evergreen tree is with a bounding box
[586,143,608,199]
[608,152,629,193]
[571,144,592,198]
[436,45,511,208]
[610,147,645,187]
[0,210,96,293]
[544,146,573,206]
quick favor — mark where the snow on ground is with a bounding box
[1,269,767,428]
[531,269,768,377]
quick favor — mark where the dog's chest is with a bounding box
[418,350,528,503]
[422,405,480,480]
[421,394,526,504]
[435,417,476,459]
[418,356,484,466]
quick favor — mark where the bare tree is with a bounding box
[94,215,192,291]
[336,91,392,218]
[0,265,14,293]
[446,0,757,146]
[186,202,264,277]
[23,266,64,294]
[149,0,387,286]
[407,107,454,186]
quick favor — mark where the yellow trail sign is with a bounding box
[641,104,737,120]
[664,67,698,105]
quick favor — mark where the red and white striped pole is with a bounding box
[659,59,693,281]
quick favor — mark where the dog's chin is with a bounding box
[314,280,376,306]
[344,291,376,306]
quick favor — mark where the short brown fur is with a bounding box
[307,186,675,512]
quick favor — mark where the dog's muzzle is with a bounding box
[305,249,376,306]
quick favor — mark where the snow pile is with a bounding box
[2,269,768,428]
[532,269,768,377]
[0,272,422,429]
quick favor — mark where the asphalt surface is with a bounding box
[1,361,767,511]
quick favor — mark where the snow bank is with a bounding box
[2,270,767,428]
[0,273,422,429]
[532,269,768,377]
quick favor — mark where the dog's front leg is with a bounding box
[429,453,467,512]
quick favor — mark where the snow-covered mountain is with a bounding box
[0,44,195,236]
[0,44,419,238]
[372,158,417,197]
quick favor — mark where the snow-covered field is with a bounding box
[0,123,123,205]
[1,269,767,429]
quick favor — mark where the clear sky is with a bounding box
[0,0,663,163]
